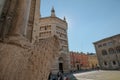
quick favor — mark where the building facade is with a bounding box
[32,7,70,74]
[70,52,81,71]
[94,34,120,70]
[87,53,99,69]
[70,52,89,71]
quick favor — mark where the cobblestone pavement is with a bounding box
[69,70,120,80]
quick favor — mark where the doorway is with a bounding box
[77,65,79,70]
[59,63,63,73]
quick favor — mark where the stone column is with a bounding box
[26,0,40,41]
[0,0,32,40]
[25,0,36,41]
[10,0,31,36]
[0,0,8,40]
[0,0,6,16]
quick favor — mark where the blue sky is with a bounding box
[41,0,120,53]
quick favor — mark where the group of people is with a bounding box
[48,71,69,80]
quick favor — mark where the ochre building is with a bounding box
[94,34,120,70]
[87,54,99,69]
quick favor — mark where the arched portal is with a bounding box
[58,57,64,73]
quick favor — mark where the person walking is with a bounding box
[57,72,64,80]
[65,76,69,80]
[64,75,69,80]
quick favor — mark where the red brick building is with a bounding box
[70,51,89,71]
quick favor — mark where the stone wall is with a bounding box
[0,35,59,80]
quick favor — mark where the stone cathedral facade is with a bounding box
[32,7,71,74]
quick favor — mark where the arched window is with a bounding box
[116,46,120,53]
[112,61,116,65]
[108,48,115,54]
[104,61,107,66]
[102,50,107,55]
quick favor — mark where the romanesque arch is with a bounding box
[116,46,120,53]
[108,48,115,54]
[102,50,107,55]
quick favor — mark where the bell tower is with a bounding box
[51,7,56,17]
